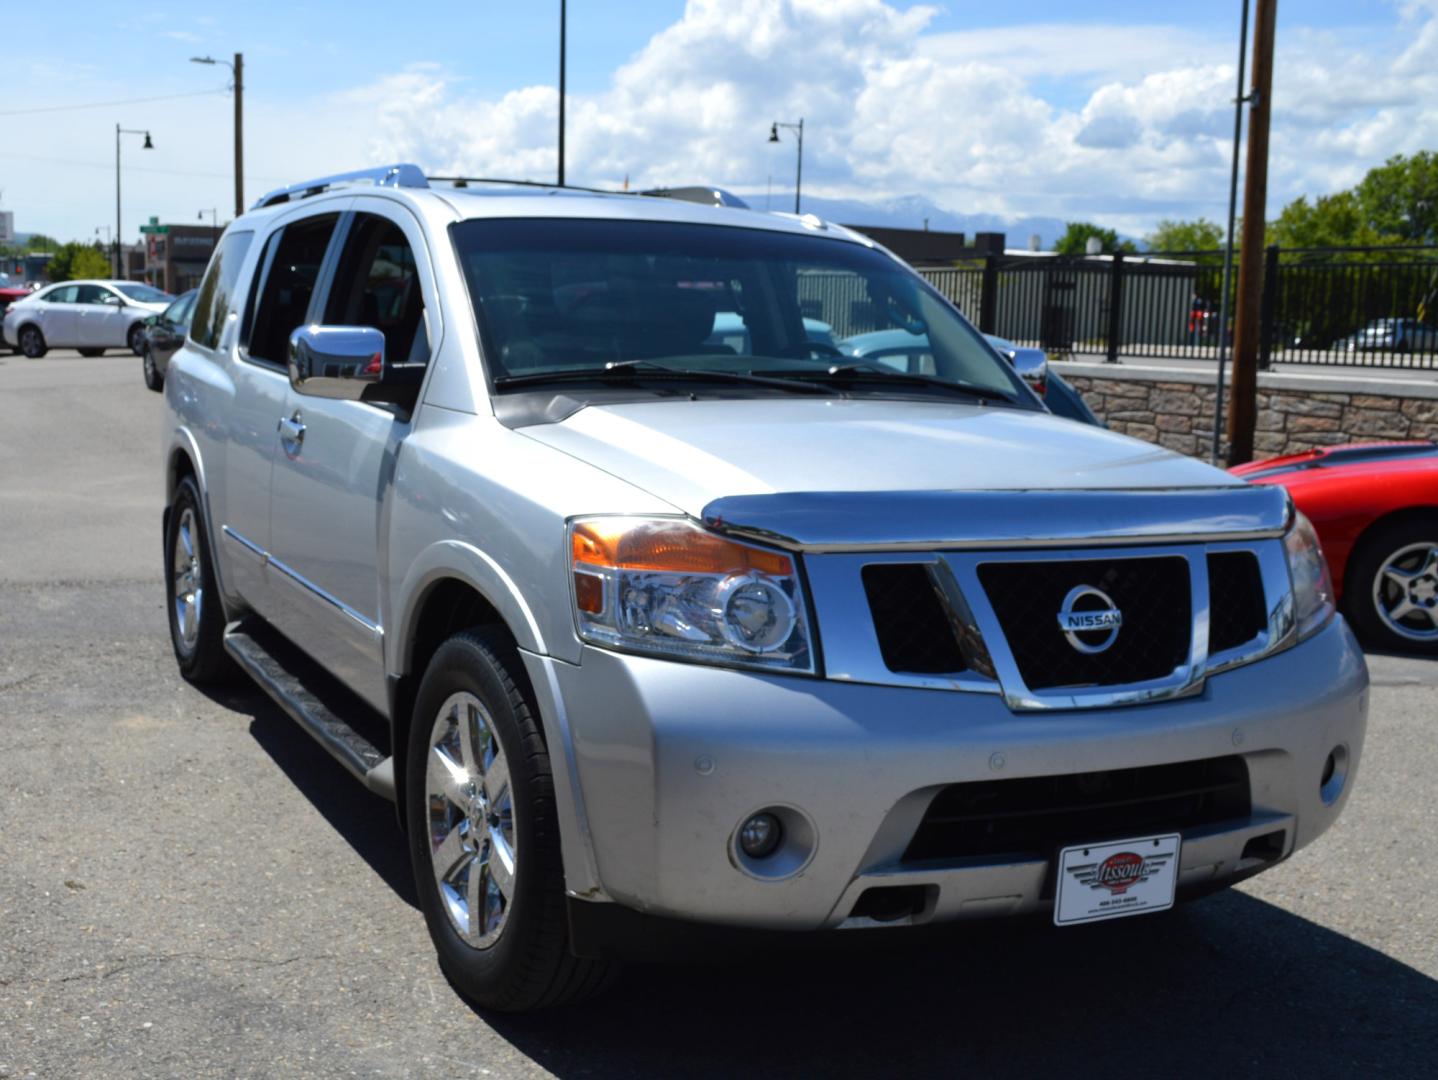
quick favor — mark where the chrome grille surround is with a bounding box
[804,538,1295,711]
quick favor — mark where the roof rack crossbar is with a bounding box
[253,163,429,209]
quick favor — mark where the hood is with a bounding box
[1232,441,1438,483]
[518,397,1241,518]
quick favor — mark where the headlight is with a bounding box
[1283,510,1335,641]
[569,516,814,673]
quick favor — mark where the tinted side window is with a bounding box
[324,213,430,366]
[48,285,79,304]
[248,215,340,366]
[190,230,255,349]
[74,285,108,305]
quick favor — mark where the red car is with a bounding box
[1233,441,1438,653]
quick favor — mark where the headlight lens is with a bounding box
[569,516,813,672]
[1283,510,1335,641]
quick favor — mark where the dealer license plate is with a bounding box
[1053,833,1181,926]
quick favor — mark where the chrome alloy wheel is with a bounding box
[425,691,516,949]
[171,507,203,652]
[1373,541,1438,642]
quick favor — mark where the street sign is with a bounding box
[139,224,169,234]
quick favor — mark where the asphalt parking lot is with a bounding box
[2,350,1436,1079]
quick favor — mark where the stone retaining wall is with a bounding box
[1058,362,1438,459]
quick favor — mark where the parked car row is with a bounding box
[0,279,173,357]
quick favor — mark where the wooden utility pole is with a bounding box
[1226,0,1277,466]
[233,53,244,217]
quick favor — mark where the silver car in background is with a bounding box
[3,278,172,358]
[159,164,1367,1012]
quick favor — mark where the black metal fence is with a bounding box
[917,245,1438,369]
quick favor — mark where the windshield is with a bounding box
[114,283,172,303]
[450,218,1029,402]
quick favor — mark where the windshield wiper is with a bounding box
[772,362,1020,405]
[494,359,840,395]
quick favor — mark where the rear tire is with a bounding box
[164,476,233,683]
[17,325,46,358]
[78,347,105,357]
[128,323,147,356]
[142,346,164,392]
[405,628,616,1011]
[1344,515,1438,655]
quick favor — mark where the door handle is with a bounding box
[278,413,305,447]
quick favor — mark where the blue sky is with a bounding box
[1,1,1432,243]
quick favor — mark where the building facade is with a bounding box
[144,225,223,294]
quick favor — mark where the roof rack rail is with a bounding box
[253,164,428,210]
[428,176,750,210]
[428,175,621,196]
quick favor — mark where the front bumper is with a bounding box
[540,615,1368,931]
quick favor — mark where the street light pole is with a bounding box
[768,118,805,214]
[190,53,244,216]
[115,124,153,279]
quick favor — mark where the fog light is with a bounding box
[739,813,782,858]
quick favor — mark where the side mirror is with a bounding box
[288,325,387,400]
[102,294,124,306]
[1007,348,1049,398]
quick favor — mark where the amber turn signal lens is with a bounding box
[571,518,792,576]
[573,570,605,614]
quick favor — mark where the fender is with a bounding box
[389,539,607,899]
[390,538,548,675]
[165,424,234,612]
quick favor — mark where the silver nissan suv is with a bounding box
[160,164,1368,1011]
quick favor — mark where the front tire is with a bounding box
[142,346,164,392]
[405,628,615,1011]
[1344,516,1438,655]
[17,325,46,358]
[128,323,147,356]
[164,476,232,683]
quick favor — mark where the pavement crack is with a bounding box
[45,951,340,984]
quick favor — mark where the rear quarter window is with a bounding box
[189,230,254,350]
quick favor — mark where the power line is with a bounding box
[0,88,226,117]
[0,150,284,185]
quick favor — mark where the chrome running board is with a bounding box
[223,623,396,801]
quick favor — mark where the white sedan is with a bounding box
[2,280,173,358]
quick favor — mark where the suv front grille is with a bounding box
[903,755,1251,864]
[1207,552,1267,653]
[977,556,1190,691]
[862,564,965,674]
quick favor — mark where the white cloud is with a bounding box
[347,0,1438,234]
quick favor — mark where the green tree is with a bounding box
[1146,218,1225,254]
[1268,191,1393,251]
[24,233,59,252]
[1054,222,1138,256]
[1355,151,1438,244]
[46,242,112,283]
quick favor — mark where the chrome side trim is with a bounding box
[703,486,1292,553]
[220,524,381,638]
[221,523,267,559]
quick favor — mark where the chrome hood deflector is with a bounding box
[518,398,1290,549]
[702,486,1292,552]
